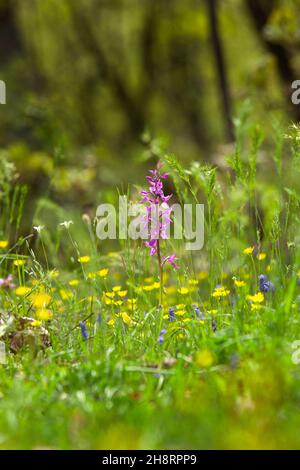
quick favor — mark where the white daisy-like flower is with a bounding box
[59,220,74,229]
[33,225,45,233]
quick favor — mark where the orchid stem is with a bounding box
[157,240,163,307]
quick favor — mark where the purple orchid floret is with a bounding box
[162,254,179,270]
[146,238,158,256]
[140,162,179,270]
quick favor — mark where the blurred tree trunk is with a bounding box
[140,2,157,104]
[168,35,211,151]
[206,0,234,142]
[246,0,300,121]
[164,0,211,152]
[0,1,22,63]
[70,2,147,139]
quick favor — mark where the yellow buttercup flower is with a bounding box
[36,309,53,321]
[69,279,79,287]
[247,292,264,303]
[127,299,137,310]
[178,287,189,295]
[97,268,109,278]
[196,349,214,368]
[104,292,115,299]
[212,286,230,297]
[31,320,42,327]
[0,240,8,249]
[31,292,52,308]
[60,289,73,300]
[176,309,186,316]
[78,256,90,263]
[176,303,186,309]
[120,312,132,326]
[257,253,266,261]
[243,246,254,255]
[142,284,155,292]
[14,259,26,267]
[234,279,246,288]
[112,285,121,292]
[118,290,128,298]
[15,286,31,296]
[107,318,115,326]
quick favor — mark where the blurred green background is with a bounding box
[0,0,300,213]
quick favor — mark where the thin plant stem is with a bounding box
[156,239,163,307]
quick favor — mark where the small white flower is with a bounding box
[59,220,74,229]
[33,225,44,234]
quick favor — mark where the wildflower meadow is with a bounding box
[1,0,300,454]
[2,121,300,451]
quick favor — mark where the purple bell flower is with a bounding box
[169,307,175,321]
[79,321,89,340]
[157,328,166,344]
[259,274,275,293]
[193,304,204,320]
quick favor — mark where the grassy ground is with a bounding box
[1,124,300,449]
